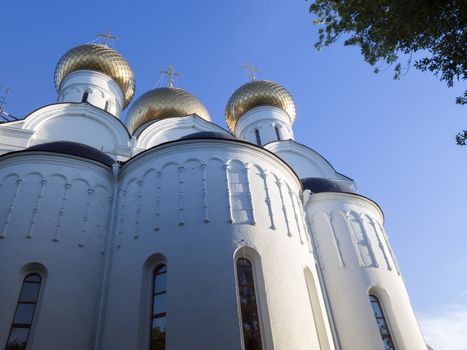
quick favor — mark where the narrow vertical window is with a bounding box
[151,265,167,350]
[5,274,42,350]
[369,295,396,350]
[274,126,281,141]
[81,92,89,103]
[254,129,262,146]
[104,100,110,111]
[237,258,262,350]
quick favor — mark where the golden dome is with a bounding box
[54,44,135,108]
[126,87,211,134]
[225,80,296,132]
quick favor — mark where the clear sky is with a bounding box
[2,1,466,347]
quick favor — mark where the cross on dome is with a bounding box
[242,64,259,81]
[160,65,182,88]
[96,31,118,47]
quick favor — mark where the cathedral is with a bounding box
[0,41,428,350]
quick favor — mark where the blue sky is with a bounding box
[2,1,466,347]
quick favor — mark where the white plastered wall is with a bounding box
[101,139,334,350]
[304,191,426,350]
[0,153,113,350]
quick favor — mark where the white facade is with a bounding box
[0,43,428,350]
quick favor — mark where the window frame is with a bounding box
[150,264,167,350]
[236,257,264,350]
[369,294,396,350]
[5,273,42,350]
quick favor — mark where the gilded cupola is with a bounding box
[54,44,135,108]
[125,87,211,134]
[225,80,296,132]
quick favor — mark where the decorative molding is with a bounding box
[1,177,23,238]
[344,211,378,268]
[201,163,210,223]
[289,190,304,245]
[116,189,127,248]
[328,211,346,267]
[134,180,144,238]
[261,170,276,230]
[367,216,392,271]
[53,182,72,242]
[178,166,185,226]
[224,163,234,223]
[245,163,257,225]
[276,177,292,236]
[27,179,47,238]
[377,221,401,275]
[154,171,162,231]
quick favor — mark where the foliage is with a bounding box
[309,0,467,143]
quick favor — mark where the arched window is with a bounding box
[274,126,281,141]
[81,92,89,103]
[104,100,110,112]
[151,265,167,350]
[5,274,42,350]
[369,295,396,350]
[254,129,262,146]
[237,258,263,350]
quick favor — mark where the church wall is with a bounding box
[304,192,426,350]
[0,154,113,350]
[101,140,332,350]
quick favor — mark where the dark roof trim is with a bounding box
[0,142,115,167]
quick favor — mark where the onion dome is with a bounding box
[54,44,135,108]
[27,141,114,167]
[126,87,211,134]
[301,177,354,194]
[225,80,296,132]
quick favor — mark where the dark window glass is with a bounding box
[369,295,396,350]
[237,258,263,350]
[82,92,89,103]
[5,274,42,350]
[254,129,262,146]
[151,265,167,350]
[274,126,281,141]
[104,101,109,111]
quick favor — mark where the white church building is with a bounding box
[0,42,428,350]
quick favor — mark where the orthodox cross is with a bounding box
[242,64,259,81]
[96,32,118,46]
[160,65,181,88]
[0,86,9,116]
